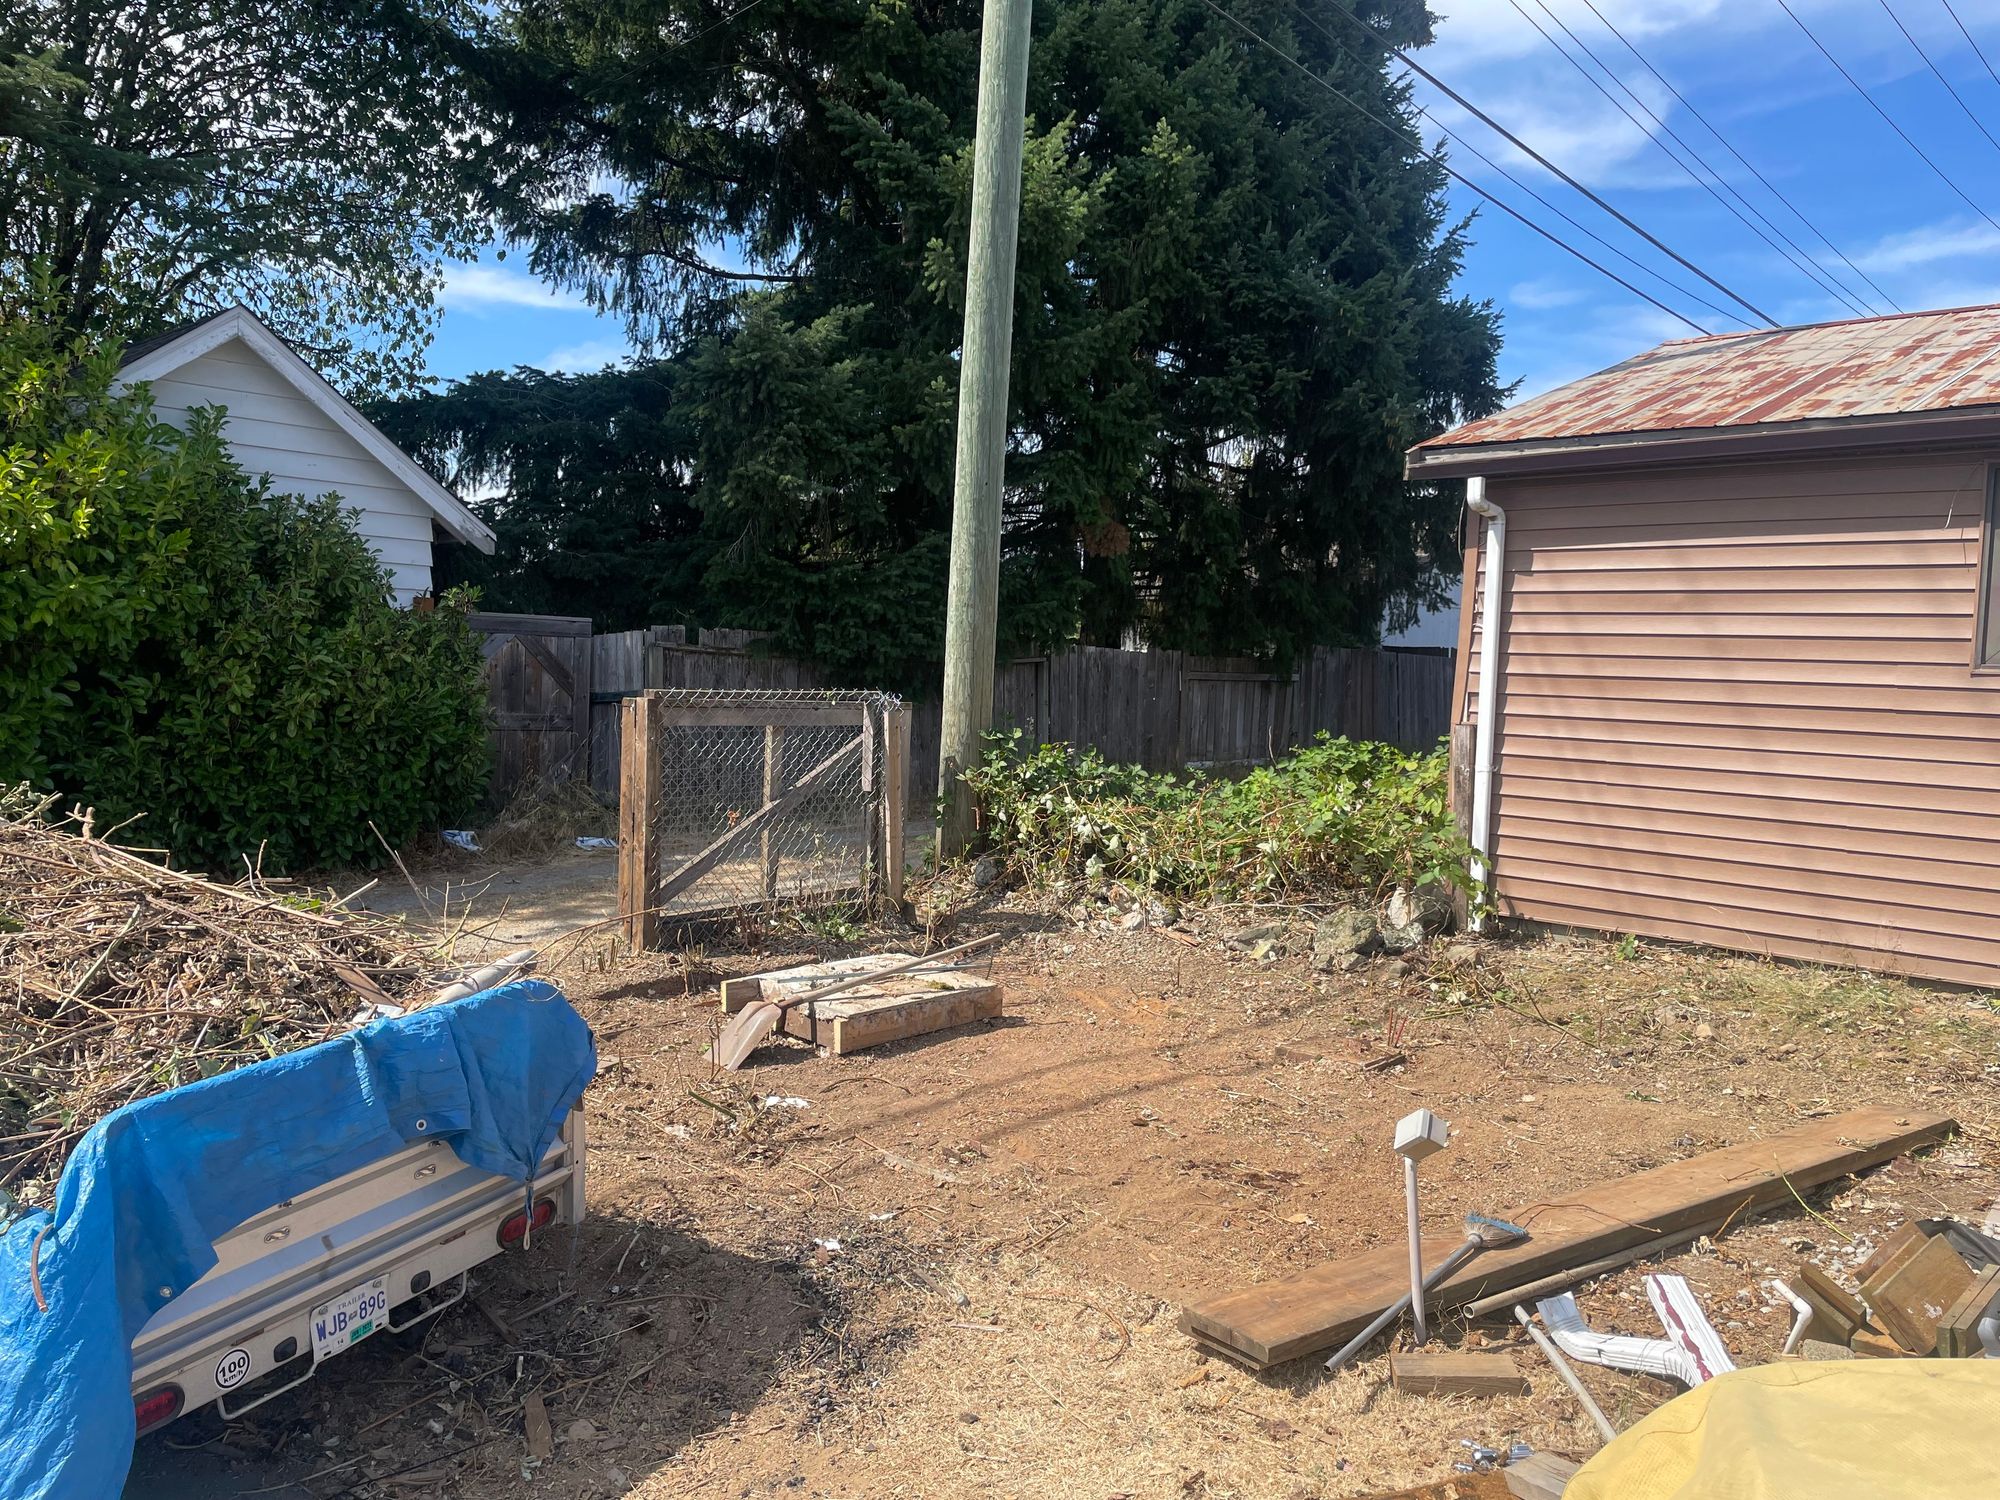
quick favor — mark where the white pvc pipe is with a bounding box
[1405,1155,1428,1346]
[1465,477,1505,929]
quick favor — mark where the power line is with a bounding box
[1193,0,1716,334]
[1290,8,1746,326]
[1509,0,1876,318]
[1314,1,1777,325]
[1940,0,2000,91]
[1878,0,2000,161]
[1574,0,1902,313]
[1774,0,2000,237]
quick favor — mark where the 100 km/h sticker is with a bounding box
[214,1347,253,1390]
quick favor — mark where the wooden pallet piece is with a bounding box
[1935,1265,2000,1357]
[1792,1263,1867,1345]
[1850,1324,1919,1359]
[1855,1222,1926,1284]
[717,954,1001,1056]
[1503,1454,1580,1500]
[1179,1106,1956,1370]
[1863,1232,1973,1353]
[1388,1350,1530,1397]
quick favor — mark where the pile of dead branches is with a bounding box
[0,790,436,1198]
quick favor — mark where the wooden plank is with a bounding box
[1850,1325,1919,1359]
[651,734,862,909]
[1792,1263,1866,1345]
[468,611,593,637]
[651,702,866,729]
[1387,1350,1530,1397]
[1502,1453,1579,1500]
[1935,1265,2000,1357]
[1856,1223,1927,1284]
[1179,1106,1956,1370]
[618,695,661,951]
[882,705,910,905]
[1863,1232,1973,1353]
[817,979,1002,1055]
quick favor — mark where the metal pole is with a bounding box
[1405,1155,1427,1345]
[936,0,1033,859]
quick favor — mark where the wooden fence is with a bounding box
[480,623,1454,806]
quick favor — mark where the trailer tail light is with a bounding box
[497,1197,557,1248]
[134,1385,184,1435]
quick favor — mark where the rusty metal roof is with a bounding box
[1419,302,2000,452]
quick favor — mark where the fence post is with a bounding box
[619,693,661,951]
[760,725,782,900]
[882,704,910,906]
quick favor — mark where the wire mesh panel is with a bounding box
[619,688,909,946]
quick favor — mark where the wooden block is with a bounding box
[1181,1106,1957,1370]
[804,979,1001,1055]
[1935,1264,2000,1357]
[719,955,1002,1054]
[1863,1232,1972,1353]
[522,1391,553,1460]
[1792,1263,1866,1345]
[1850,1324,1919,1359]
[1503,1453,1580,1500]
[1856,1222,1926,1285]
[1389,1350,1530,1397]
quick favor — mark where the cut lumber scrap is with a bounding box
[1792,1263,1866,1346]
[1856,1223,1926,1285]
[1850,1325,1918,1359]
[1179,1106,1955,1370]
[1503,1453,1580,1500]
[1863,1232,1974,1352]
[1935,1265,2000,1357]
[718,953,1001,1055]
[1388,1350,1530,1397]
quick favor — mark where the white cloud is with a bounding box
[441,263,584,313]
[1854,218,2000,273]
[542,338,630,373]
[1508,276,1589,310]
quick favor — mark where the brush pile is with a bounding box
[0,790,436,1200]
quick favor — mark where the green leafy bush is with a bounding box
[0,313,489,870]
[961,732,1470,904]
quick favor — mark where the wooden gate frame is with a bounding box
[618,691,911,949]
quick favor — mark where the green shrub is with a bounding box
[0,313,489,870]
[961,731,1470,904]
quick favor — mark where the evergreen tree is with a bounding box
[388,0,1505,678]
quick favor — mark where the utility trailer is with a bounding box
[129,1106,584,1432]
[119,951,588,1436]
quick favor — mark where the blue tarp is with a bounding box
[0,979,595,1500]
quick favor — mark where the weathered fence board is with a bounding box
[485,617,1454,808]
[469,612,593,801]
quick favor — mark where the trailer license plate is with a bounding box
[310,1276,389,1361]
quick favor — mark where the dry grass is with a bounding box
[474,777,618,865]
[0,788,438,1198]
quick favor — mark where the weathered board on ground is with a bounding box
[1388,1350,1530,1396]
[1180,1106,1955,1370]
[719,954,1001,1056]
[1936,1265,2000,1357]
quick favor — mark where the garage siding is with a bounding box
[144,339,435,602]
[1462,451,2000,988]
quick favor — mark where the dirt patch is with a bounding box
[130,895,2000,1499]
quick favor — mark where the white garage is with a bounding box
[117,306,495,603]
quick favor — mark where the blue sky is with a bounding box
[423,0,2000,404]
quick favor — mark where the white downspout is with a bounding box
[1465,477,1505,930]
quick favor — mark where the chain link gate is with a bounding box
[617,688,911,947]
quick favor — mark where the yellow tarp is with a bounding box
[1568,1362,2000,1499]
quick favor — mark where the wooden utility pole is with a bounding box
[936,0,1033,858]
